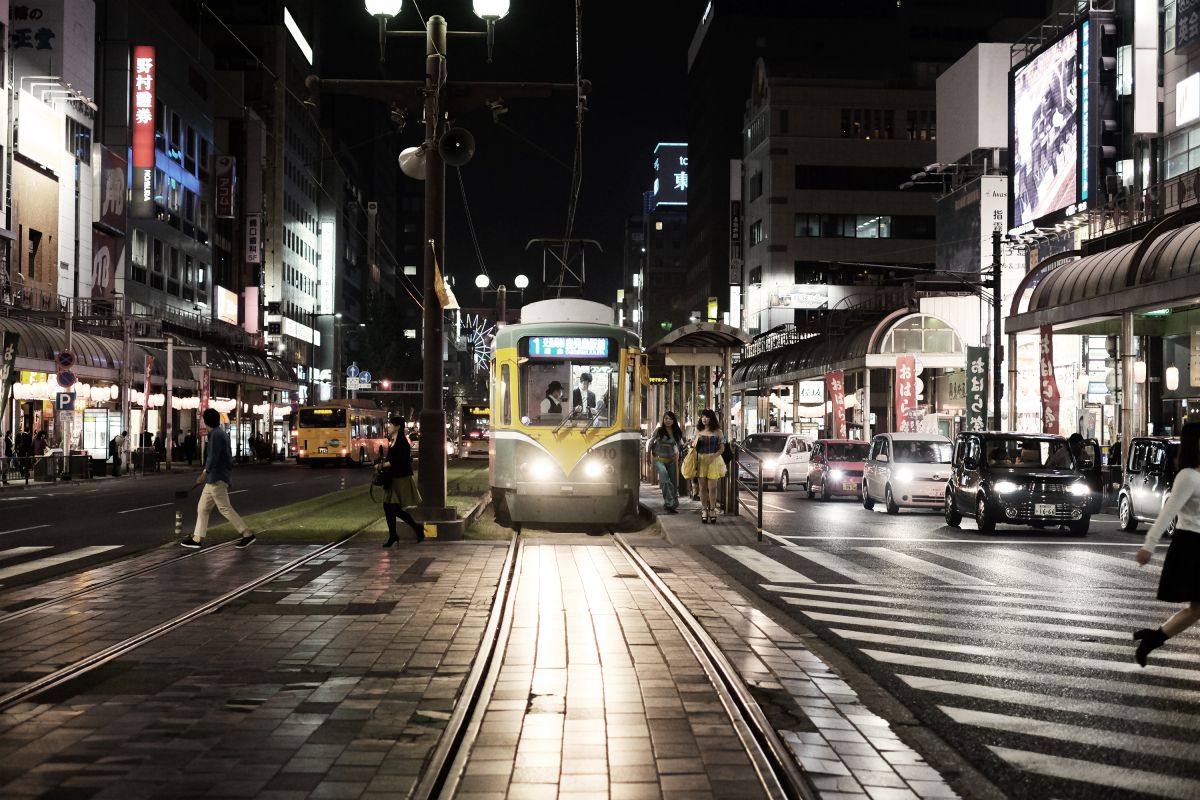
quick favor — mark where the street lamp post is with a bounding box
[475,273,527,325]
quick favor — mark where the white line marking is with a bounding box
[0,524,50,536]
[990,546,1127,584]
[714,545,814,583]
[117,503,172,514]
[272,481,295,487]
[930,547,1062,587]
[760,501,795,514]
[987,746,1200,800]
[858,547,994,585]
[0,546,53,561]
[901,674,1200,728]
[229,490,248,495]
[773,535,1157,547]
[942,705,1200,761]
[785,547,898,584]
[0,546,122,581]
[0,496,36,502]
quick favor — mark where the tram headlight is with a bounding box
[526,458,556,480]
[585,460,604,479]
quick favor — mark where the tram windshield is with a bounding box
[519,359,618,427]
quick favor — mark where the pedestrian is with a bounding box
[110,430,126,476]
[1133,421,1200,666]
[378,414,423,546]
[180,408,255,549]
[33,431,46,457]
[184,431,197,465]
[690,408,728,524]
[154,433,166,461]
[2,432,11,483]
[647,411,684,514]
[15,431,32,479]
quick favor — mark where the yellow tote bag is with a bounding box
[681,448,698,479]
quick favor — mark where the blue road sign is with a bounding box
[359,371,372,384]
[57,370,77,388]
[55,392,76,411]
[346,362,360,378]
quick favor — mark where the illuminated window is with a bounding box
[655,221,663,231]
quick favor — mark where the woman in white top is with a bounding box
[1133,421,1200,666]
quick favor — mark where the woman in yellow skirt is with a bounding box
[691,408,727,523]
[377,415,424,545]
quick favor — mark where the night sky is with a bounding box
[320,0,710,307]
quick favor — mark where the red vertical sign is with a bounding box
[825,370,846,439]
[1039,324,1060,434]
[142,354,154,454]
[131,46,156,219]
[895,355,916,432]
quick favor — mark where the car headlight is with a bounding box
[526,458,555,480]
[764,458,780,468]
[895,469,913,483]
[585,460,604,478]
[994,481,1020,494]
[829,469,844,481]
[1069,483,1090,497]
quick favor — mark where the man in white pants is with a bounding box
[180,407,255,549]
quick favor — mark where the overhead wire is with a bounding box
[455,167,490,280]
[555,0,586,297]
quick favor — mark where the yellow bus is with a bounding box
[296,401,390,466]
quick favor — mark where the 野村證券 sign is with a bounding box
[526,337,610,359]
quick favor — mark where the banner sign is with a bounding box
[1179,0,1200,51]
[825,370,846,439]
[965,346,988,432]
[215,155,236,219]
[130,45,156,219]
[894,355,916,432]
[200,368,211,412]
[1039,325,1060,434]
[96,146,128,233]
[1191,326,1200,388]
[245,213,261,264]
[0,332,20,446]
[91,229,120,300]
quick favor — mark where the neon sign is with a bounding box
[131,45,156,219]
[526,337,610,359]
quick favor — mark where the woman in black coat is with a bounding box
[377,415,424,546]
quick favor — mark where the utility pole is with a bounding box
[991,230,1004,431]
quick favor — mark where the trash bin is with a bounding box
[132,447,159,472]
[69,454,91,479]
[92,458,108,477]
[34,454,61,482]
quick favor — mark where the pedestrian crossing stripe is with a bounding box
[0,546,122,584]
[987,746,1200,800]
[0,546,52,563]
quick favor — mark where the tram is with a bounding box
[490,299,642,527]
[295,400,389,466]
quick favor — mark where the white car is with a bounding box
[740,433,815,490]
[862,432,954,513]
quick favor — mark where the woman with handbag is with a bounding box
[377,415,424,546]
[691,408,728,523]
[1133,421,1200,666]
[647,411,684,514]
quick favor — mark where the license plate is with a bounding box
[842,481,858,491]
[318,447,328,454]
[1034,503,1055,516]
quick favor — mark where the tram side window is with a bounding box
[624,362,635,428]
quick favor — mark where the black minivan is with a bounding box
[944,432,1101,535]
[1117,436,1180,532]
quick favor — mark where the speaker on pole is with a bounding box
[439,127,475,167]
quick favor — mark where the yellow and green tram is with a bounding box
[489,299,642,527]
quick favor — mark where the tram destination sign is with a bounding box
[526,336,610,359]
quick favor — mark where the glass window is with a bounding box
[624,360,635,428]
[299,408,346,427]
[519,355,618,428]
[132,229,148,267]
[744,434,787,454]
[984,437,1073,469]
[892,440,952,464]
[880,438,891,458]
[501,364,512,425]
[871,436,885,460]
[825,442,870,461]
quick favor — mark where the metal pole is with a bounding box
[1121,311,1133,459]
[498,285,506,324]
[1007,332,1018,432]
[418,15,449,516]
[991,231,1003,431]
[863,367,872,441]
[165,338,173,470]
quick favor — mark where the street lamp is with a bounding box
[475,273,527,323]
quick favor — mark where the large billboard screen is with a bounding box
[1011,29,1079,229]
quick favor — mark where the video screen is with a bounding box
[1012,30,1079,228]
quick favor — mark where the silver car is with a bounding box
[862,432,954,513]
[741,433,814,490]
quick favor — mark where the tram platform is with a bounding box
[0,500,960,799]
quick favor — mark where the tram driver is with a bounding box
[540,381,565,416]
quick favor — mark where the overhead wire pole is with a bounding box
[991,231,1003,431]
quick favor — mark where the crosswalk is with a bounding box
[0,545,122,587]
[709,542,1200,800]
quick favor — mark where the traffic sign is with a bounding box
[359,371,372,385]
[57,370,77,388]
[55,392,76,412]
[346,362,360,378]
[56,351,76,370]
[346,377,361,392]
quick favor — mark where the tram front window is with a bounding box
[520,360,617,427]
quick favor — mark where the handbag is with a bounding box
[680,448,698,480]
[372,466,391,487]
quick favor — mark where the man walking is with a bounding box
[110,430,126,476]
[180,408,255,549]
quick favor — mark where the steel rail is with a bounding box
[613,533,817,800]
[0,528,371,713]
[410,534,522,800]
[0,540,237,624]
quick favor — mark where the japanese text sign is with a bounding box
[894,355,916,432]
[965,347,988,432]
[1039,325,1060,434]
[825,370,846,439]
[131,45,156,219]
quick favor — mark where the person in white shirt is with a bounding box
[1134,421,1200,666]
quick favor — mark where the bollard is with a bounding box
[340,475,346,491]
[175,511,183,538]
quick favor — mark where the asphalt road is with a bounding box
[0,461,375,590]
[700,483,1198,800]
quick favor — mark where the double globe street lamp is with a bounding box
[475,273,528,324]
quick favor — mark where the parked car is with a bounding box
[1117,436,1180,532]
[807,439,872,501]
[740,432,814,490]
[862,432,954,513]
[944,432,1100,535]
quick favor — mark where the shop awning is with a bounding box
[1009,216,1200,333]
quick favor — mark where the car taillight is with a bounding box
[299,449,306,456]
